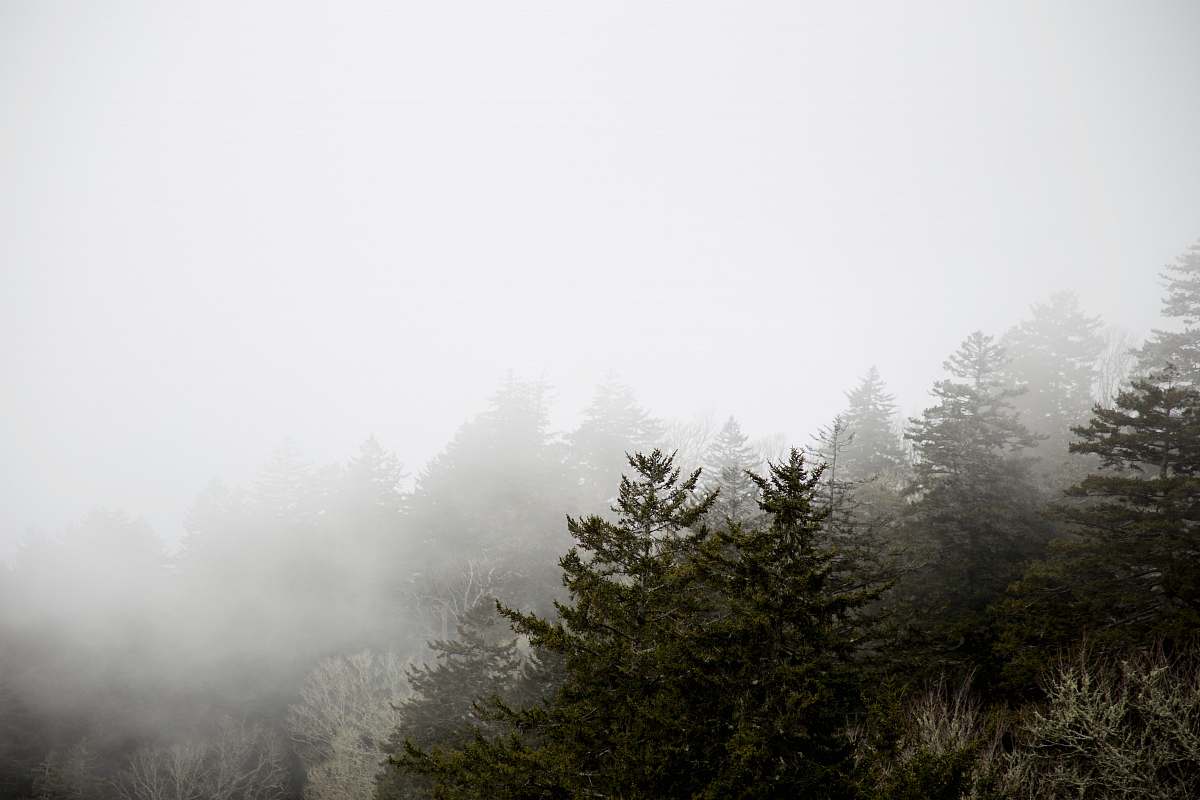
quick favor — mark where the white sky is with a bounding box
[3,1,1199,553]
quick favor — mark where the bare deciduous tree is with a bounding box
[404,560,500,641]
[286,651,409,800]
[661,414,718,475]
[113,721,283,800]
[1095,326,1138,408]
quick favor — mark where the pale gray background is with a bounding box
[3,1,1198,555]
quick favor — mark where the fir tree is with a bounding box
[377,601,529,800]
[396,450,884,799]
[840,367,907,484]
[703,416,762,526]
[997,366,1200,683]
[567,378,664,509]
[902,332,1047,634]
[683,449,880,799]
[1002,292,1104,488]
[408,376,571,615]
[395,450,715,799]
[807,416,896,598]
[1137,240,1200,381]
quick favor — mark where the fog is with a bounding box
[3,3,1200,799]
[4,1,1197,552]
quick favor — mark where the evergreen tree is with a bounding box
[377,602,530,800]
[840,367,907,484]
[702,416,762,526]
[997,366,1200,682]
[567,378,664,509]
[807,416,896,598]
[1002,292,1104,488]
[1137,240,1200,381]
[902,332,1047,635]
[408,376,572,615]
[808,415,858,533]
[682,449,880,798]
[396,450,882,799]
[395,450,715,799]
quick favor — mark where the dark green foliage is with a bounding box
[394,449,713,798]
[396,449,884,799]
[903,333,1048,621]
[997,367,1200,682]
[682,449,880,799]
[377,602,533,800]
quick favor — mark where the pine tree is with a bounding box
[1137,240,1200,382]
[394,450,715,799]
[395,450,883,799]
[567,378,664,509]
[840,367,907,484]
[1002,292,1104,488]
[377,601,529,800]
[703,416,762,526]
[807,416,896,598]
[997,366,1200,682]
[902,332,1047,630]
[682,449,880,799]
[408,376,571,615]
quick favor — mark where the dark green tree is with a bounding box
[397,450,884,799]
[1137,239,1200,382]
[682,449,881,799]
[996,366,1200,683]
[901,332,1048,641]
[395,450,715,799]
[377,601,531,800]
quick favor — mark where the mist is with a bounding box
[3,2,1200,799]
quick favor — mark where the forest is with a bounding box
[0,240,1197,799]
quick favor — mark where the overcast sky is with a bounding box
[3,1,1198,555]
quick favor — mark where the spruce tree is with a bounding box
[703,416,762,526]
[377,601,529,800]
[1137,240,1200,381]
[1002,292,1104,488]
[683,449,880,799]
[407,376,571,615]
[997,366,1200,682]
[807,416,896,598]
[395,450,715,799]
[567,378,664,509]
[902,332,1047,633]
[395,450,883,799]
[840,367,907,484]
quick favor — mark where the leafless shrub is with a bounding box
[1005,646,1200,800]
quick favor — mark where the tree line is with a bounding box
[2,241,1199,798]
